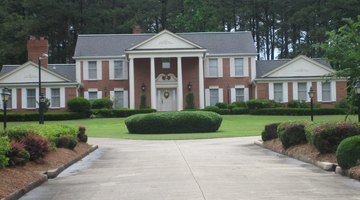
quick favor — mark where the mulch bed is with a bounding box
[0,142,93,199]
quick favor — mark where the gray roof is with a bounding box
[74,31,256,58]
[0,64,76,82]
[256,58,332,78]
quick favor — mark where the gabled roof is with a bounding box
[74,31,256,58]
[48,64,76,81]
[256,55,333,78]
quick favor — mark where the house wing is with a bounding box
[262,55,335,78]
[0,61,72,84]
[128,30,204,50]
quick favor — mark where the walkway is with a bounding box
[21,137,360,200]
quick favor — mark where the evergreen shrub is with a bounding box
[67,97,91,113]
[0,137,10,168]
[22,134,50,161]
[336,135,360,169]
[7,140,30,166]
[91,97,113,109]
[261,123,280,141]
[277,121,308,148]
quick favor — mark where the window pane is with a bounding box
[51,88,60,107]
[322,82,331,101]
[235,58,244,76]
[210,89,218,106]
[114,61,123,79]
[88,92,98,102]
[162,58,170,69]
[27,89,36,108]
[274,83,283,102]
[298,83,307,101]
[209,59,218,77]
[235,88,244,102]
[114,91,124,108]
[88,61,97,79]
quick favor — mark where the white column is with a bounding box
[199,56,205,109]
[177,57,183,111]
[150,57,157,109]
[129,58,135,109]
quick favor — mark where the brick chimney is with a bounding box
[132,25,141,34]
[27,36,49,68]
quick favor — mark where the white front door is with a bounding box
[157,88,177,111]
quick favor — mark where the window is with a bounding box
[274,83,283,102]
[88,91,98,102]
[162,58,170,69]
[322,82,331,101]
[51,88,60,107]
[210,89,219,106]
[114,60,123,79]
[209,58,218,77]
[114,91,124,108]
[1,89,12,108]
[234,58,244,76]
[235,88,245,102]
[27,89,36,108]
[88,61,97,79]
[297,83,307,101]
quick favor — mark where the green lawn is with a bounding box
[6,115,357,140]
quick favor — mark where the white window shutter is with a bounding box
[205,89,210,106]
[219,88,224,103]
[306,81,312,102]
[331,81,336,101]
[97,61,102,80]
[218,58,223,77]
[230,88,236,103]
[244,88,249,101]
[283,82,288,103]
[45,88,51,100]
[317,81,322,101]
[293,82,298,100]
[98,91,102,99]
[204,59,209,77]
[109,60,114,80]
[11,89,17,109]
[83,61,89,80]
[243,57,249,77]
[60,87,65,108]
[21,89,26,108]
[123,61,128,79]
[123,90,129,108]
[84,91,89,100]
[35,88,39,109]
[268,83,274,100]
[230,58,235,77]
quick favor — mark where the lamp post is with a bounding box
[1,88,11,130]
[38,53,48,124]
[354,80,360,122]
[308,86,314,122]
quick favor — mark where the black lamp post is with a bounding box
[308,86,314,122]
[1,88,11,130]
[354,80,360,122]
[38,53,48,124]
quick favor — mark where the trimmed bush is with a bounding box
[336,135,360,169]
[91,97,113,109]
[77,126,88,143]
[215,102,228,109]
[7,140,30,166]
[92,108,156,118]
[0,112,88,122]
[250,107,346,115]
[56,135,78,150]
[231,101,246,108]
[287,100,309,108]
[261,123,280,141]
[203,106,220,113]
[305,122,359,153]
[67,97,91,113]
[231,107,249,115]
[125,111,222,134]
[21,134,50,161]
[277,121,308,149]
[246,99,276,110]
[0,137,10,168]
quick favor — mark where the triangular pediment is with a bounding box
[129,30,203,50]
[0,61,71,84]
[263,55,335,78]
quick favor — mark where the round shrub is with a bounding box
[231,107,249,115]
[336,135,360,169]
[215,102,228,109]
[277,121,308,149]
[7,140,30,166]
[231,101,246,108]
[77,126,88,143]
[125,111,222,134]
[56,135,78,150]
[204,106,220,113]
[305,122,359,153]
[91,97,113,109]
[22,134,50,161]
[67,97,91,113]
[261,123,280,141]
[246,99,276,110]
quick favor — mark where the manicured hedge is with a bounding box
[231,107,249,114]
[250,108,346,115]
[305,122,359,153]
[336,135,360,169]
[203,106,248,115]
[261,123,280,141]
[91,108,156,118]
[125,111,222,134]
[0,112,88,122]
[277,121,308,148]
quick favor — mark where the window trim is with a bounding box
[50,88,61,108]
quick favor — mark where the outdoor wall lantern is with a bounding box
[187,82,192,91]
[141,82,146,92]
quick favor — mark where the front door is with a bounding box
[157,88,177,111]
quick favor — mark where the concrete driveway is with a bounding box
[21,137,360,200]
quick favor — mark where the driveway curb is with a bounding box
[2,145,98,200]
